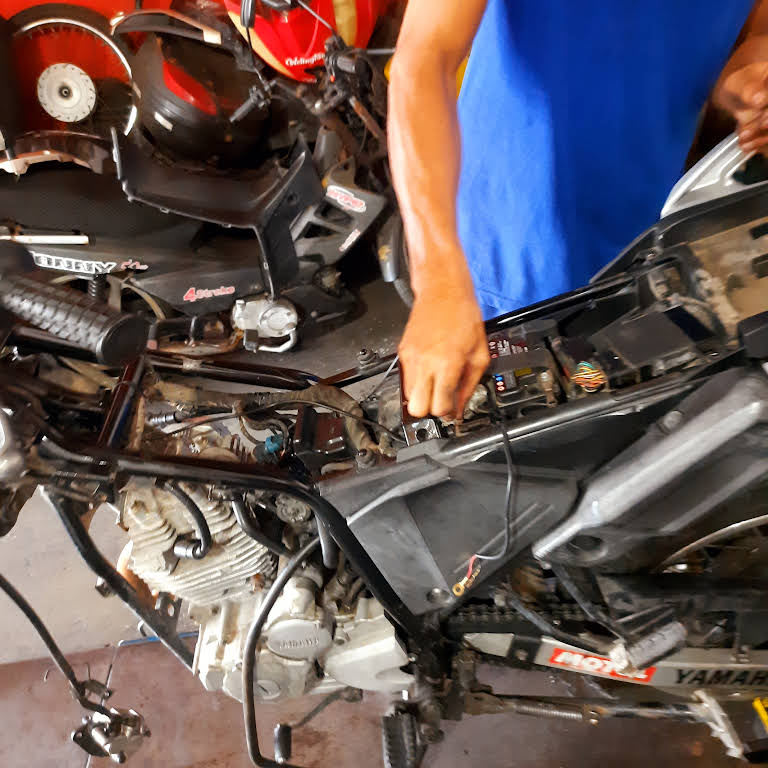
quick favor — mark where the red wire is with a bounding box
[466,554,478,579]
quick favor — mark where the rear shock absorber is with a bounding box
[88,274,108,302]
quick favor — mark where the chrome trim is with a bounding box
[659,513,768,569]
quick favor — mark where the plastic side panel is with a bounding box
[343,461,578,614]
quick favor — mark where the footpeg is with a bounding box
[382,710,423,768]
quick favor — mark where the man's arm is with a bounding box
[388,0,489,419]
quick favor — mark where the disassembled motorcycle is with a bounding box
[0,135,767,766]
[0,0,409,356]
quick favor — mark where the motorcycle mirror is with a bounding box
[0,240,35,277]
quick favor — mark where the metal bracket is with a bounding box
[72,707,151,764]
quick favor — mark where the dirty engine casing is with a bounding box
[120,451,413,703]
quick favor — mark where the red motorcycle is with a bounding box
[1,0,409,355]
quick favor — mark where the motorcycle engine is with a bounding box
[119,426,413,702]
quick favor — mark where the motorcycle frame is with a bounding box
[5,256,733,661]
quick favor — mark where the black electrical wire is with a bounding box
[472,418,518,566]
[0,573,111,716]
[231,497,293,558]
[295,0,334,30]
[242,537,321,768]
[240,0,255,28]
[157,480,212,559]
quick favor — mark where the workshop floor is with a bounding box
[0,276,744,767]
[0,642,741,768]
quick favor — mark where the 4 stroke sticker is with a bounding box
[183,285,235,303]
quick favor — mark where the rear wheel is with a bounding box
[11,4,134,138]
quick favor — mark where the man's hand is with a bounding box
[399,272,490,419]
[714,35,768,152]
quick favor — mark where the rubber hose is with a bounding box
[231,497,292,558]
[158,480,212,559]
[316,518,339,570]
[242,537,321,768]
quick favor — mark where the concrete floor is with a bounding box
[0,275,746,767]
[0,642,741,768]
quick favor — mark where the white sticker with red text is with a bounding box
[548,647,656,683]
[326,185,367,213]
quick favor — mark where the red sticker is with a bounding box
[548,648,656,683]
[183,285,235,303]
[119,259,149,271]
[326,185,367,213]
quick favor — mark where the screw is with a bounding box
[514,649,529,662]
[426,588,451,606]
[356,448,376,468]
[661,410,683,432]
[357,348,378,366]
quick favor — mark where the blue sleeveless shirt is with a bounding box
[457,0,753,318]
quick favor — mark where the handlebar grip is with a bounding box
[0,275,149,366]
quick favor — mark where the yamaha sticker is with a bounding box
[534,638,768,689]
[673,669,768,687]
